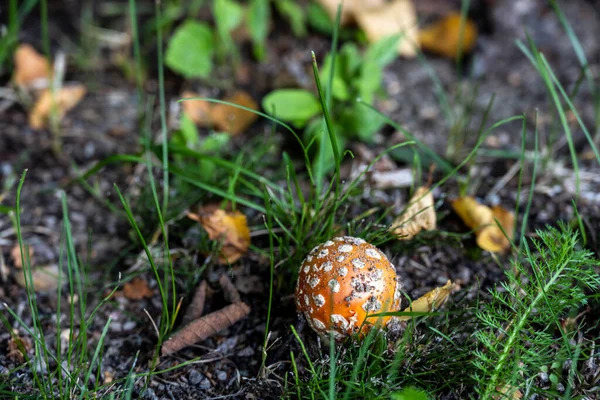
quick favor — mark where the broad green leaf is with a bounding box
[306,118,346,181]
[339,42,362,80]
[306,2,333,35]
[364,34,401,68]
[358,61,383,103]
[179,114,200,146]
[247,0,270,60]
[274,0,306,37]
[262,89,321,127]
[341,103,386,142]
[320,54,351,101]
[214,0,244,34]
[165,21,214,78]
[214,0,244,55]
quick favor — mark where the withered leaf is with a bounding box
[211,91,259,135]
[29,84,87,130]
[452,197,514,253]
[188,207,251,264]
[391,186,436,240]
[181,91,213,127]
[397,280,455,321]
[13,264,61,292]
[354,0,419,57]
[123,277,154,300]
[419,13,478,59]
[13,44,51,89]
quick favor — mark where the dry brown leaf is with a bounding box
[219,274,241,304]
[181,91,213,126]
[29,84,87,130]
[189,207,251,264]
[10,245,34,269]
[391,186,436,240]
[397,280,455,321]
[13,264,61,292]
[418,12,477,58]
[161,302,251,355]
[181,280,208,325]
[451,197,514,253]
[354,0,419,57]
[13,44,51,88]
[123,277,154,300]
[211,91,259,135]
[7,334,32,364]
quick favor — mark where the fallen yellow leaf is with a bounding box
[181,91,213,127]
[451,197,514,253]
[13,44,51,89]
[397,280,455,321]
[10,244,34,269]
[123,277,154,300]
[354,0,419,57]
[391,186,436,240]
[13,264,61,292]
[419,12,477,59]
[188,206,251,264]
[211,91,259,135]
[29,84,87,130]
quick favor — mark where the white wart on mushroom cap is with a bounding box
[295,236,402,339]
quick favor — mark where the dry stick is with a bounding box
[219,274,241,304]
[181,280,208,325]
[161,302,251,356]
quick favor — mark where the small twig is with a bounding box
[181,280,207,325]
[161,302,250,356]
[219,274,241,304]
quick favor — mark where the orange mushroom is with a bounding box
[295,236,402,340]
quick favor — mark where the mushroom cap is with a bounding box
[295,236,401,340]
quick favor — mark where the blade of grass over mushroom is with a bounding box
[179,96,316,186]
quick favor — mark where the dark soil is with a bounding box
[1,0,600,399]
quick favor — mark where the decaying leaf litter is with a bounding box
[1,0,600,398]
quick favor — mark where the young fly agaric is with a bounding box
[295,236,401,340]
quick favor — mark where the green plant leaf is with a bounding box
[274,0,306,37]
[178,114,200,146]
[165,20,214,78]
[214,0,244,57]
[339,42,362,81]
[200,132,230,153]
[247,0,270,60]
[341,102,386,142]
[262,89,321,127]
[358,61,383,103]
[305,118,346,181]
[306,2,333,35]
[364,34,401,68]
